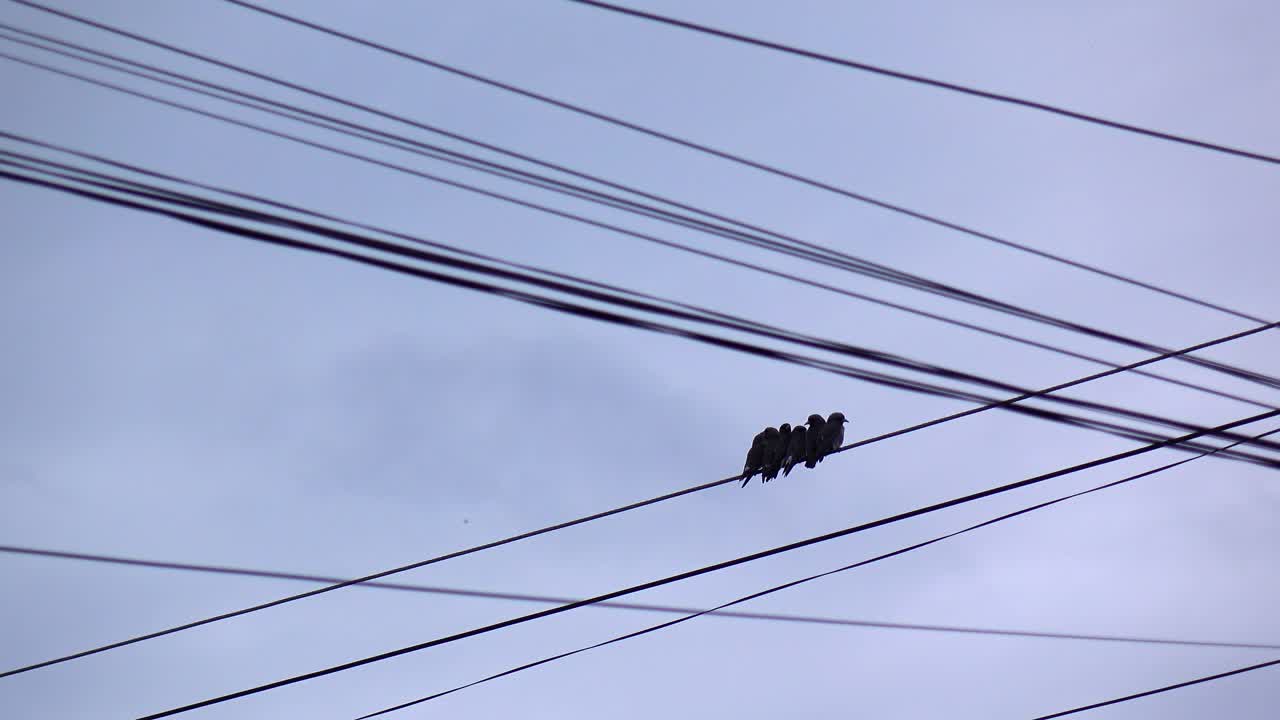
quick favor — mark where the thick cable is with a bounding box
[133,410,1279,718]
[353,425,1280,717]
[7,156,1279,461]
[3,166,1279,681]
[1,15,1276,389]
[222,0,1276,323]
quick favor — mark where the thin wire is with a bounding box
[7,543,1279,653]
[352,425,1280,718]
[568,0,1280,168]
[4,166,1279,681]
[224,0,1275,324]
[0,36,1271,410]
[134,409,1280,719]
[1031,658,1280,719]
[7,156,1279,463]
[1,13,1276,389]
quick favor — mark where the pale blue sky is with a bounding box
[2,1,1278,718]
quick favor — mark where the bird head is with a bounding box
[806,413,825,426]
[827,412,848,425]
[762,426,780,439]
[779,422,792,433]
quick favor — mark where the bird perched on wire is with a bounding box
[762,423,791,482]
[803,414,826,468]
[741,430,768,486]
[782,424,807,477]
[818,412,848,463]
[756,426,781,483]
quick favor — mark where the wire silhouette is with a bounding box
[221,0,1275,324]
[6,543,1277,654]
[1031,658,1280,718]
[133,409,1279,718]
[1,16,1277,392]
[3,162,1279,680]
[568,0,1280,168]
[352,425,1280,717]
[6,156,1279,463]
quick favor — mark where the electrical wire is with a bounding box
[4,163,1280,679]
[6,155,1279,463]
[351,424,1280,718]
[222,0,1276,324]
[6,543,1278,653]
[0,45,1268,418]
[1,14,1277,392]
[567,0,1280,168]
[133,409,1280,719]
[1030,658,1280,719]
[0,127,1257,418]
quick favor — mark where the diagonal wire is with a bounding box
[6,543,1280,653]
[567,0,1280,168]
[133,410,1280,719]
[351,425,1280,718]
[3,165,1279,681]
[6,155,1280,462]
[223,0,1275,324]
[1031,658,1280,718]
[4,121,1271,418]
[1,11,1277,390]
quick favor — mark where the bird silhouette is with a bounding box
[741,430,768,487]
[763,423,791,481]
[803,414,826,468]
[757,426,781,482]
[818,412,848,463]
[782,424,807,476]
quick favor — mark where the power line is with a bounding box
[1031,658,1280,719]
[0,74,1270,420]
[4,57,1278,415]
[4,127,1267,417]
[6,543,1278,653]
[4,165,1279,680]
[2,12,1277,392]
[134,410,1279,718]
[223,0,1275,324]
[567,0,1280,169]
[7,156,1279,464]
[0,45,1268,417]
[351,424,1280,718]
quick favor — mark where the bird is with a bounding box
[803,414,826,468]
[763,423,791,481]
[757,426,781,482]
[782,424,807,476]
[741,430,768,487]
[818,412,848,463]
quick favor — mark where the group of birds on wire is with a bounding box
[742,411,848,486]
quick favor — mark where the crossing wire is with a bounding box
[222,0,1276,324]
[2,11,1278,390]
[4,48,1279,402]
[351,425,1280,718]
[0,37,1270,415]
[134,409,1280,719]
[7,156,1280,464]
[3,166,1280,679]
[6,543,1278,654]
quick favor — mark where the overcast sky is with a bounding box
[3,1,1279,718]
